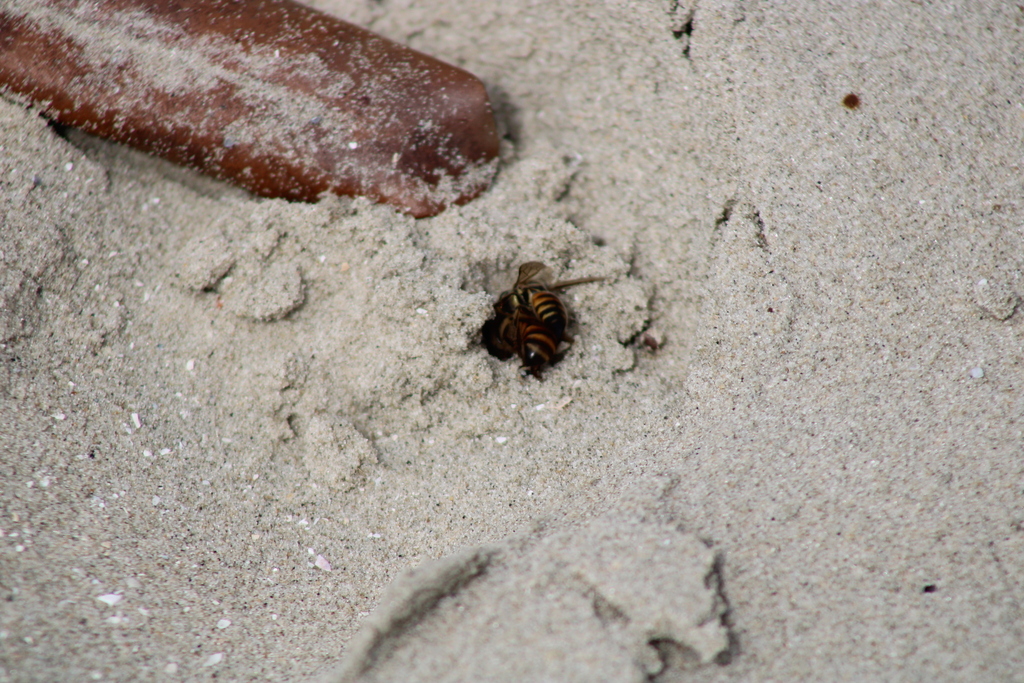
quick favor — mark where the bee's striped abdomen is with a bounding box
[529,289,569,340]
[515,310,558,369]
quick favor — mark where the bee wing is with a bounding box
[515,261,554,287]
[550,275,604,290]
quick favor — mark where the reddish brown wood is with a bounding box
[0,0,499,217]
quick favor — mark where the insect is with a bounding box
[484,262,602,378]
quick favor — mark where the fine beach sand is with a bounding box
[3,0,1024,680]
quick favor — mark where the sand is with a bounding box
[2,0,1023,681]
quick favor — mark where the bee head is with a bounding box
[523,346,546,366]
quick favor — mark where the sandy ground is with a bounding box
[3,0,1024,680]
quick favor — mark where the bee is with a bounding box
[484,261,603,378]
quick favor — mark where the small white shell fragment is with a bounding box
[143,449,152,457]
[495,436,508,444]
[970,367,985,379]
[315,555,332,572]
[152,496,161,506]
[216,618,231,629]
[186,359,195,372]
[96,594,123,607]
[160,448,172,455]
[416,308,427,315]
[52,412,66,420]
[131,413,141,429]
[203,653,224,667]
